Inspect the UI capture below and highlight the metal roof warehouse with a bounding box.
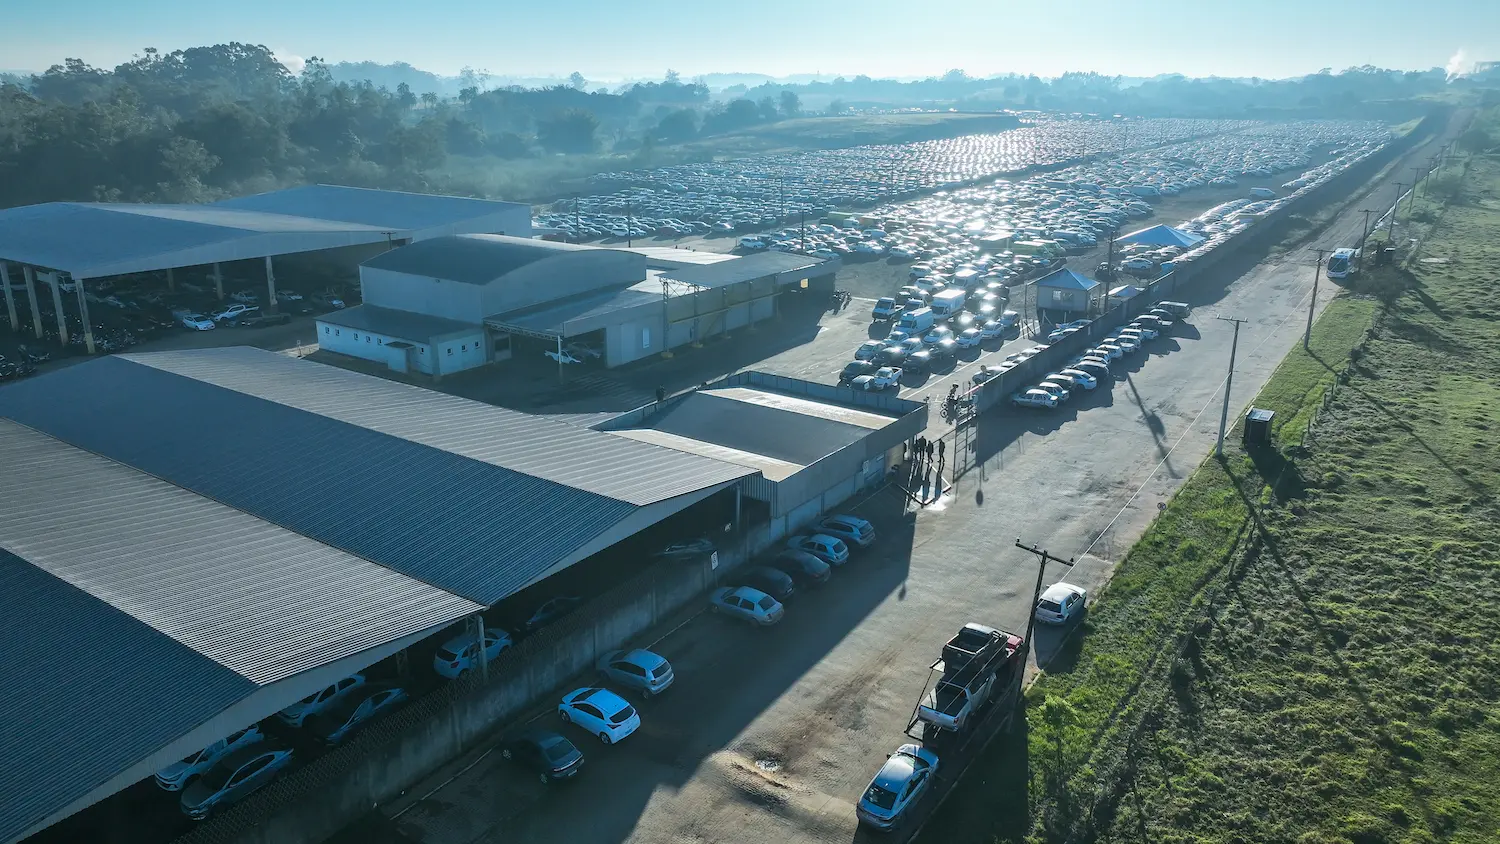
[0,346,755,844]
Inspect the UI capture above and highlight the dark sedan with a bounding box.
[904,349,934,373]
[517,596,582,635]
[502,729,585,783]
[739,566,796,601]
[873,346,907,368]
[306,683,408,746]
[840,360,877,384]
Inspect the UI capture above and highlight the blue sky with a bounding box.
[5,0,1496,80]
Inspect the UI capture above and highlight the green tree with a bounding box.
[826,98,846,115]
[654,108,698,142]
[757,96,779,122]
[536,108,598,153]
[779,90,801,118]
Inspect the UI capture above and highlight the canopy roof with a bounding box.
[1117,224,1205,248]
[1035,268,1101,291]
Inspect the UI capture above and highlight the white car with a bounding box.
[922,326,954,346]
[850,374,880,392]
[1126,322,1159,340]
[855,340,886,361]
[1107,334,1140,353]
[980,320,1005,340]
[710,585,785,626]
[871,366,903,389]
[857,744,939,830]
[1012,389,1059,409]
[433,626,514,680]
[275,290,304,301]
[180,313,216,331]
[818,514,876,548]
[1093,343,1123,360]
[1035,582,1088,624]
[155,725,264,791]
[228,290,258,304]
[545,349,582,365]
[1058,368,1099,390]
[1036,380,1072,403]
[276,674,366,727]
[787,534,850,565]
[213,304,257,323]
[564,342,603,360]
[956,328,983,349]
[558,687,641,744]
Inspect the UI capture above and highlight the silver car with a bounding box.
[710,586,784,626]
[180,745,294,820]
[155,726,264,791]
[597,648,675,697]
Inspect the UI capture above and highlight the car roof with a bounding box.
[1040,582,1084,602]
[874,750,920,790]
[731,585,772,601]
[621,649,666,669]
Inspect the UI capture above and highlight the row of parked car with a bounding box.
[1005,303,1190,409]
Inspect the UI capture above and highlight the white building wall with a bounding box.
[360,267,485,322]
[316,320,487,376]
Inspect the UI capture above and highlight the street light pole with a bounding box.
[1387,182,1405,243]
[1214,315,1247,459]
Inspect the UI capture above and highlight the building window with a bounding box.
[461,343,467,352]
[366,336,372,343]
[447,347,453,356]
[377,338,383,346]
[353,333,359,341]
[641,327,651,349]
[335,329,340,336]
[323,326,330,335]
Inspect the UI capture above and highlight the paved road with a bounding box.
[374,115,1463,844]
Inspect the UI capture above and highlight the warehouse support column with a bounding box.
[212,263,224,299]
[72,276,96,355]
[264,256,278,313]
[166,267,175,292]
[22,267,43,339]
[475,614,489,682]
[734,486,742,533]
[43,271,67,346]
[0,263,18,332]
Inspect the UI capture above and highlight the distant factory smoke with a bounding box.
[1445,48,1475,79]
[275,51,307,76]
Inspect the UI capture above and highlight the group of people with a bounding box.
[911,434,945,467]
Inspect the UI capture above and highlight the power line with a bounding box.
[1013,539,1076,649]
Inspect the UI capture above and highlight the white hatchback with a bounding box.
[558,687,641,745]
[1035,582,1088,624]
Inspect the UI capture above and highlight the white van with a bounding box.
[929,289,967,318]
[897,307,936,335]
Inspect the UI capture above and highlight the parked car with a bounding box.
[856,744,940,830]
[1125,321,1159,340]
[904,349,933,373]
[275,289,304,301]
[855,340,886,361]
[654,537,716,561]
[155,726,264,791]
[1035,380,1072,403]
[597,648,676,697]
[307,683,408,745]
[873,346,907,368]
[1034,582,1088,624]
[276,674,367,727]
[228,290,258,304]
[709,585,785,626]
[980,320,1005,340]
[501,729,586,783]
[922,326,953,346]
[871,366,903,390]
[558,687,642,744]
[1012,389,1059,409]
[1058,368,1099,390]
[956,327,983,349]
[739,565,797,602]
[180,313,216,331]
[433,627,514,679]
[179,745,295,820]
[770,549,832,585]
[517,596,582,635]
[1093,343,1123,360]
[840,360,877,384]
[930,338,959,364]
[212,304,257,323]
[787,533,850,565]
[237,312,291,328]
[817,514,876,548]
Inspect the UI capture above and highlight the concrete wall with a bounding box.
[482,251,646,316]
[360,266,485,322]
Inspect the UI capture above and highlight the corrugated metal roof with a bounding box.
[0,202,392,279]
[213,184,530,232]
[490,287,659,336]
[631,390,874,466]
[0,351,754,605]
[624,246,737,267]
[0,419,482,683]
[704,386,899,430]
[123,347,752,506]
[660,252,833,288]
[608,428,804,481]
[317,304,480,342]
[1035,268,1101,291]
[361,234,608,285]
[0,546,257,844]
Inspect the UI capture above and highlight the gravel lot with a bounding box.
[345,117,1462,844]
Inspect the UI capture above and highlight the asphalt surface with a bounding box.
[370,113,1464,844]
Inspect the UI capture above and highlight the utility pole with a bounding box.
[627,200,634,248]
[1214,315,1247,459]
[1014,539,1076,649]
[1357,209,1376,271]
[1387,183,1405,243]
[1306,250,1328,350]
[572,194,581,245]
[1408,167,1423,217]
[800,210,806,253]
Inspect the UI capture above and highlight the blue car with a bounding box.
[856,744,940,830]
[307,683,408,746]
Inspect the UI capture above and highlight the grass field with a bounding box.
[923,133,1500,844]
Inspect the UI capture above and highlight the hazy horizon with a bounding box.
[5,0,1496,83]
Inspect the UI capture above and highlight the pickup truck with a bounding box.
[913,624,1025,734]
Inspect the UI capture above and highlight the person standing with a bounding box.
[937,437,945,464]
